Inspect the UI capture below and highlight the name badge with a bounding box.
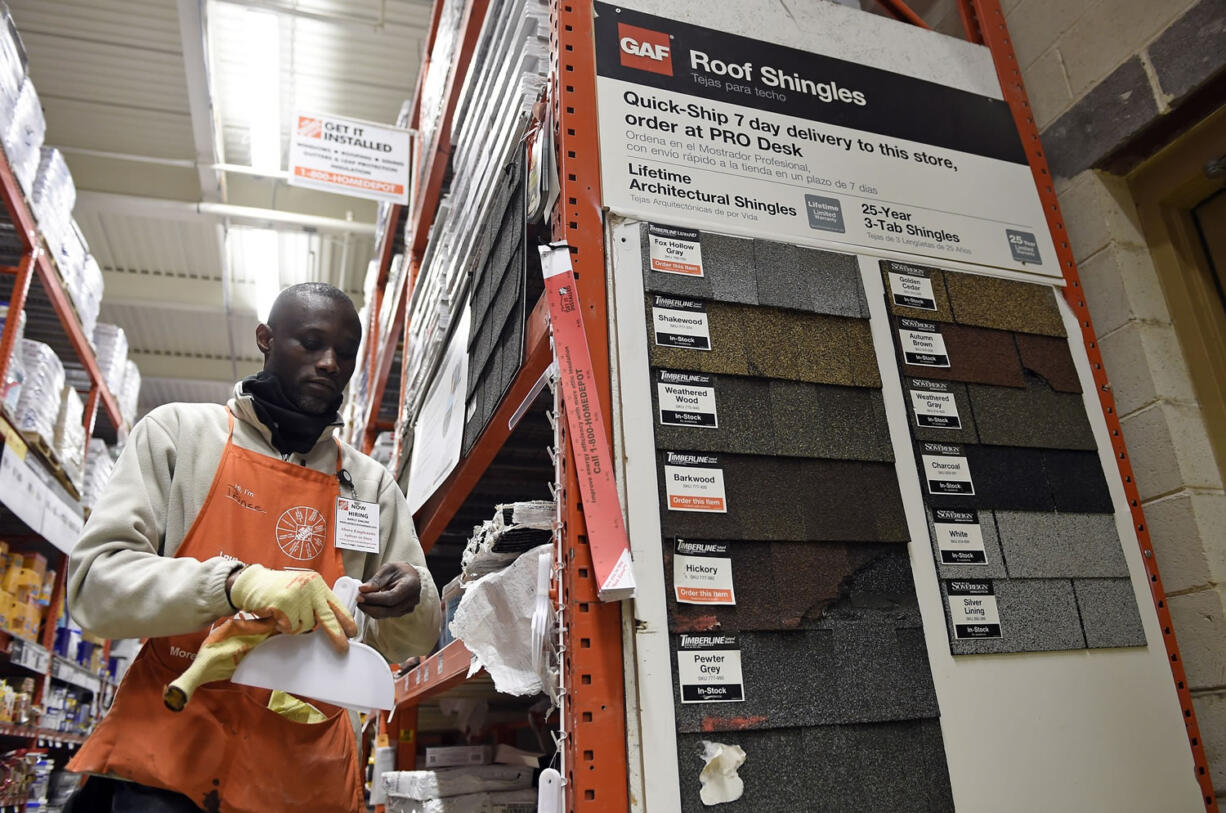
[335,497,381,553]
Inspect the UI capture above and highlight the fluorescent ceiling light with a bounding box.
[230,227,281,321]
[242,9,282,171]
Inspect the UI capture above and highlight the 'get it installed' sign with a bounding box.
[288,112,411,205]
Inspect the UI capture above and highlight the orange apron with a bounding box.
[69,411,364,813]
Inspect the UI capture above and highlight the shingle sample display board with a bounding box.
[881,259,1145,654]
[637,224,955,812]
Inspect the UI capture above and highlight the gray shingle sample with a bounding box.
[676,729,808,813]
[944,271,1067,337]
[882,262,955,323]
[769,381,892,461]
[640,224,715,300]
[652,373,775,456]
[906,379,980,444]
[755,240,862,317]
[897,322,1026,387]
[927,507,1008,579]
[947,578,1087,654]
[1015,333,1082,393]
[646,297,751,376]
[1075,578,1147,648]
[740,307,855,385]
[995,510,1129,578]
[968,375,1096,450]
[703,231,758,304]
[1042,449,1114,513]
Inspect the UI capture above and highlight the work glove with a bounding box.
[163,616,277,711]
[229,564,358,652]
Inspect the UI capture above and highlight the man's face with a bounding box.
[256,293,362,414]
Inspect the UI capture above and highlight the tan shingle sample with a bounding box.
[740,308,856,386]
[945,272,1066,337]
[645,297,750,376]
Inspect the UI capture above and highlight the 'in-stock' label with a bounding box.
[908,378,962,430]
[677,634,744,703]
[947,580,1002,639]
[933,508,986,565]
[921,442,974,495]
[649,223,703,276]
[664,452,727,513]
[888,266,937,310]
[674,539,735,605]
[898,318,950,367]
[657,370,718,428]
[652,296,711,350]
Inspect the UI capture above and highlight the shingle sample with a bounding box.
[639,227,757,304]
[1074,578,1146,648]
[927,507,1009,579]
[906,379,980,444]
[846,320,882,388]
[768,381,892,461]
[1016,332,1082,393]
[922,444,1055,512]
[1042,449,1114,513]
[882,262,955,323]
[995,511,1128,578]
[755,240,863,317]
[646,297,750,376]
[740,308,856,386]
[944,271,1067,337]
[652,372,775,456]
[659,453,908,542]
[676,729,807,813]
[968,374,1096,450]
[947,578,1087,654]
[897,322,1026,387]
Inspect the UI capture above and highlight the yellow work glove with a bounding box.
[229,564,357,652]
[267,690,327,724]
[163,616,277,711]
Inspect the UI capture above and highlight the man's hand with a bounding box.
[229,564,357,652]
[356,563,422,619]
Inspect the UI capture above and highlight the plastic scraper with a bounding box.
[231,576,395,710]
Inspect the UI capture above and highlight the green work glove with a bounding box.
[229,565,357,653]
[163,616,277,711]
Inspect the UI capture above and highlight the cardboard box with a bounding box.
[424,745,494,768]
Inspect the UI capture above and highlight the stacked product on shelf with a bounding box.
[80,439,114,509]
[382,763,536,813]
[371,431,395,468]
[0,750,53,808]
[0,301,25,414]
[117,358,140,427]
[14,339,64,448]
[0,78,41,195]
[0,542,51,643]
[92,322,128,398]
[0,3,25,127]
[459,500,553,582]
[29,147,76,257]
[50,228,104,343]
[52,384,84,492]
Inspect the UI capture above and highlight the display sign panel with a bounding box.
[289,111,411,204]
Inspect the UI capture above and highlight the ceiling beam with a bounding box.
[129,351,261,383]
[75,190,376,235]
[177,0,226,205]
[101,269,259,314]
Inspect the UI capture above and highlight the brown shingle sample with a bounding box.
[944,272,1067,337]
[1074,578,1147,648]
[897,322,1026,387]
[740,308,855,385]
[664,541,782,633]
[995,511,1129,578]
[967,375,1096,450]
[755,240,863,317]
[846,320,882,388]
[769,381,893,461]
[946,579,1087,654]
[652,372,776,456]
[1015,333,1082,393]
[882,261,955,323]
[646,297,750,376]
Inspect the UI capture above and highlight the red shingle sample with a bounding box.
[897,323,1026,387]
[1015,333,1082,393]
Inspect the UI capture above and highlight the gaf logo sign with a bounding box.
[618,22,672,76]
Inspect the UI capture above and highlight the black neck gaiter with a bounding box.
[241,372,341,455]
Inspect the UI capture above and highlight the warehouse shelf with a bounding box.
[394,639,476,707]
[0,725,83,746]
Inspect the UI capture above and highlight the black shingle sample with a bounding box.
[1074,578,1147,648]
[995,510,1129,578]
[769,381,893,461]
[968,374,1096,450]
[846,320,882,388]
[922,444,1055,512]
[657,454,908,543]
[1042,449,1114,513]
[906,379,980,445]
[882,262,955,323]
[944,271,1067,337]
[946,578,1087,654]
[740,308,855,386]
[675,729,808,813]
[927,507,1009,579]
[897,322,1026,387]
[652,373,775,456]
[1016,333,1082,393]
[755,241,862,317]
[646,297,750,376]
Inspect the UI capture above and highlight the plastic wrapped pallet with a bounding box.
[2,80,44,195]
[118,359,140,428]
[0,3,26,125]
[74,254,104,341]
[382,766,534,801]
[30,147,75,245]
[385,789,537,813]
[53,384,84,491]
[0,301,24,414]
[92,323,128,396]
[81,438,115,510]
[14,339,64,444]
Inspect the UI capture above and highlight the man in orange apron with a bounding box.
[64,283,442,813]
